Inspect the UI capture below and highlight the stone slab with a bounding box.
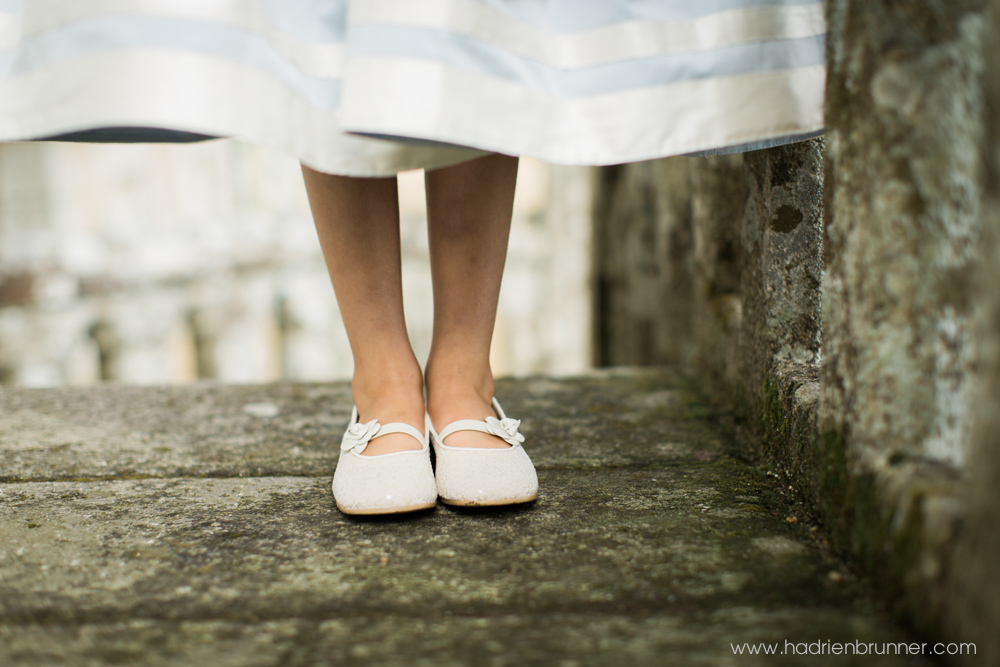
[0,612,925,667]
[0,369,726,482]
[0,371,929,665]
[0,467,924,665]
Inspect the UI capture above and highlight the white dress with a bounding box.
[0,0,826,176]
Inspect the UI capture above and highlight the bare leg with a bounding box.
[302,166,424,456]
[424,155,519,448]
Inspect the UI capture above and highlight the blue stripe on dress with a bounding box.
[260,0,348,43]
[469,0,824,33]
[0,15,341,109]
[348,26,825,97]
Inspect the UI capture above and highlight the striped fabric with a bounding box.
[0,0,825,175]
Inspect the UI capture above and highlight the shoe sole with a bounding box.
[439,494,537,507]
[336,500,437,516]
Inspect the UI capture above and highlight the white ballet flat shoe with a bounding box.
[332,407,438,515]
[429,397,538,507]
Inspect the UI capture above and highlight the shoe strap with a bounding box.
[439,419,492,441]
[491,397,507,419]
[437,397,512,442]
[373,422,426,447]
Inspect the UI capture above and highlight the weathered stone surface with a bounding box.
[944,1,1000,661]
[0,612,920,667]
[588,0,1000,652]
[0,382,354,482]
[591,139,824,439]
[0,372,925,665]
[0,370,727,482]
[819,0,987,636]
[740,141,824,387]
[0,470,842,622]
[593,143,826,502]
[823,0,986,467]
[715,141,826,503]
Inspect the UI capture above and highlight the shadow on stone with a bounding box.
[440,501,539,518]
[340,506,438,525]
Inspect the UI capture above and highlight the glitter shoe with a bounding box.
[332,407,437,515]
[429,397,538,507]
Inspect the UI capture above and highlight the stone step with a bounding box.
[0,369,927,665]
[0,369,721,482]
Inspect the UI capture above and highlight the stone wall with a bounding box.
[945,1,1000,663]
[820,0,987,640]
[592,0,998,656]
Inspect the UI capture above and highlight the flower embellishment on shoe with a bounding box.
[341,419,381,454]
[484,416,525,447]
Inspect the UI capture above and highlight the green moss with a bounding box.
[816,428,850,540]
[758,377,787,455]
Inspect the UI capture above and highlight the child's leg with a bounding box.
[424,154,519,448]
[301,166,425,456]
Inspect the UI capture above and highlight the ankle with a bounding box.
[425,359,494,400]
[425,372,497,430]
[351,358,424,417]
